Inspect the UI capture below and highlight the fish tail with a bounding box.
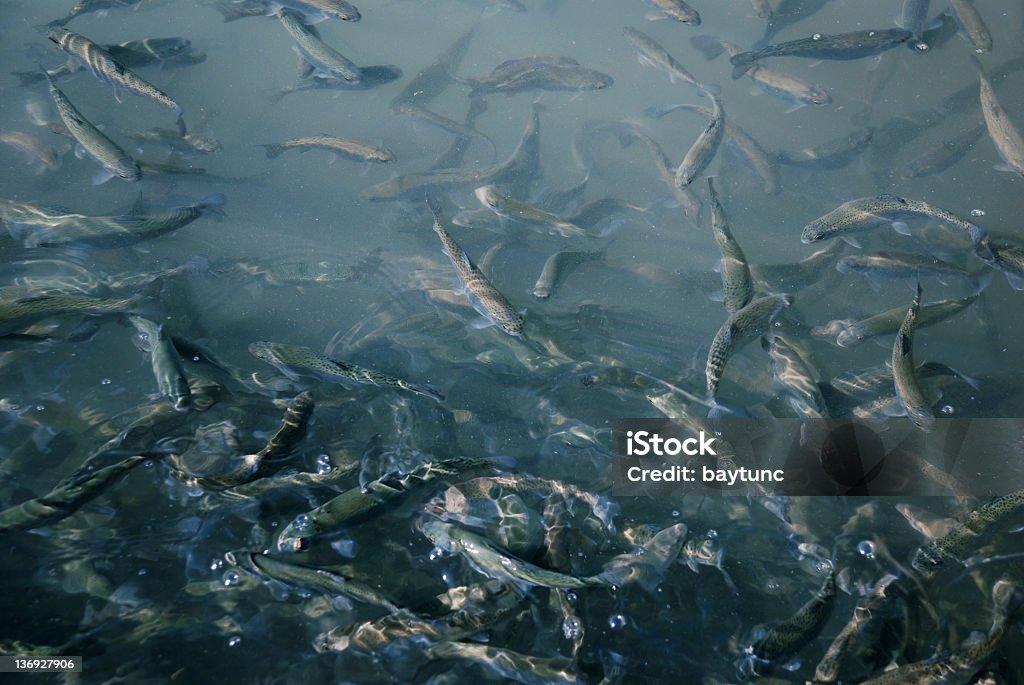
[199,193,227,219]
[259,143,285,159]
[729,52,756,79]
[11,70,45,86]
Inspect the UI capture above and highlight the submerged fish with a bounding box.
[774,127,873,170]
[533,251,602,300]
[248,341,442,400]
[466,56,613,96]
[272,0,360,22]
[0,293,140,337]
[949,0,992,52]
[730,29,912,79]
[124,126,222,156]
[277,8,361,83]
[41,68,140,183]
[44,0,143,28]
[706,293,793,399]
[707,178,753,313]
[428,200,524,338]
[762,332,827,419]
[975,239,1024,290]
[129,316,191,412]
[644,0,700,24]
[892,282,935,431]
[0,131,63,172]
[675,92,725,188]
[473,186,587,237]
[900,123,986,179]
[623,27,712,93]
[836,251,970,281]
[258,135,393,163]
[979,72,1024,177]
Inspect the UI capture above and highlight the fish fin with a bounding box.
[113,88,126,104]
[891,221,912,236]
[784,102,807,114]
[708,289,725,303]
[258,143,284,159]
[729,52,756,79]
[644,10,668,21]
[1004,273,1024,291]
[91,169,115,185]
[840,236,863,249]
[199,193,227,219]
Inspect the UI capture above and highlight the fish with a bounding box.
[277,8,361,83]
[0,455,152,534]
[949,0,992,51]
[427,200,524,338]
[276,457,491,552]
[0,131,63,172]
[623,27,712,94]
[707,178,753,313]
[48,29,186,135]
[647,103,780,194]
[816,289,983,348]
[533,251,602,300]
[706,293,793,400]
[258,135,394,163]
[5,195,226,249]
[226,551,399,610]
[829,361,977,401]
[129,316,191,412]
[271,0,360,22]
[813,574,901,683]
[248,341,442,400]
[272,65,402,100]
[730,29,912,79]
[751,245,845,296]
[897,0,932,46]
[892,282,935,431]
[465,57,613,96]
[473,186,587,238]
[644,0,700,24]
[123,126,222,156]
[836,251,971,281]
[424,643,577,685]
[691,36,830,109]
[979,72,1024,176]
[974,239,1024,290]
[0,293,141,338]
[44,0,143,28]
[899,123,986,179]
[40,68,140,183]
[737,569,836,679]
[757,0,831,48]
[774,127,873,169]
[800,194,988,247]
[750,0,772,18]
[762,332,827,419]
[674,92,725,188]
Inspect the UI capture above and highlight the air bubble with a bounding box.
[671,510,680,518]
[970,208,985,217]
[563,618,583,640]
[222,570,241,587]
[857,540,876,560]
[812,33,822,40]
[941,405,955,415]
[101,378,112,385]
[565,591,578,604]
[316,454,333,475]
[608,614,628,630]
[292,514,312,532]
[210,558,224,572]
[227,635,242,647]
[429,547,446,562]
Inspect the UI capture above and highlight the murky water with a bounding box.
[2,0,1024,682]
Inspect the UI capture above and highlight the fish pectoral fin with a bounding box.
[644,10,668,21]
[1004,272,1024,291]
[708,289,725,303]
[470,316,496,330]
[840,236,863,249]
[91,169,116,185]
[112,88,126,104]
[891,221,912,236]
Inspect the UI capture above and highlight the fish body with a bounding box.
[0,131,62,172]
[800,194,988,246]
[41,69,140,182]
[123,127,222,156]
[249,341,442,400]
[277,8,361,82]
[975,240,1024,289]
[259,135,393,162]
[900,123,986,178]
[0,293,139,337]
[836,251,969,280]
[979,73,1024,176]
[271,0,360,21]
[674,92,724,187]
[706,294,793,399]
[48,29,185,132]
[814,574,901,683]
[762,332,826,419]
[467,57,613,96]
[428,202,524,338]
[273,65,401,100]
[623,27,710,93]
[758,0,831,48]
[707,178,753,313]
[646,0,700,24]
[129,316,191,411]
[822,291,981,348]
[892,283,935,431]
[949,0,992,51]
[474,186,586,237]
[693,38,830,108]
[775,127,873,169]
[533,251,602,299]
[731,29,912,79]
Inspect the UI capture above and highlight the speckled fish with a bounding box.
[0,455,150,534]
[762,332,827,419]
[6,195,225,249]
[129,316,191,412]
[707,178,753,313]
[900,123,986,179]
[277,8,361,82]
[691,36,830,110]
[706,294,793,399]
[470,62,613,96]
[424,643,577,685]
[731,29,912,79]
[775,127,873,169]
[276,458,490,552]
[0,131,63,172]
[979,72,1024,176]
[736,569,836,679]
[975,239,1024,289]
[949,0,992,51]
[226,551,398,610]
[912,487,1024,575]
[814,574,901,683]
[801,194,988,246]
[258,135,393,163]
[48,29,185,135]
[41,68,140,183]
[836,251,970,281]
[644,0,700,24]
[271,0,360,22]
[248,341,442,400]
[473,186,587,238]
[623,27,712,93]
[892,283,935,431]
[16,37,204,87]
[428,200,524,338]
[816,289,983,348]
[0,293,140,337]
[674,92,724,188]
[533,251,602,300]
[123,126,222,156]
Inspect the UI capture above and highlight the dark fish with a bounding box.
[731,29,912,79]
[774,127,873,170]
[757,0,831,48]
[644,0,700,24]
[706,294,793,400]
[892,282,935,431]
[129,316,191,412]
[900,123,986,179]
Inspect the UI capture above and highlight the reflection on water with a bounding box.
[2,0,1024,682]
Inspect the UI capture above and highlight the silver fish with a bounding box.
[731,29,912,79]
[428,201,524,338]
[129,316,191,412]
[836,251,970,281]
[706,294,793,399]
[272,0,360,22]
[674,92,724,188]
[424,643,577,685]
[533,251,602,300]
[979,72,1024,176]
[623,27,711,93]
[0,131,63,172]
[762,332,827,419]
[707,178,753,313]
[473,186,587,237]
[277,8,361,82]
[258,135,393,162]
[645,0,700,24]
[949,0,992,51]
[892,282,935,431]
[41,68,140,182]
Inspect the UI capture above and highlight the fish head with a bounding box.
[808,87,831,106]
[117,159,143,181]
[47,28,71,45]
[248,341,276,361]
[800,222,827,244]
[474,186,501,211]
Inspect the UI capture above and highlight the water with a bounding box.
[2,0,1024,682]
